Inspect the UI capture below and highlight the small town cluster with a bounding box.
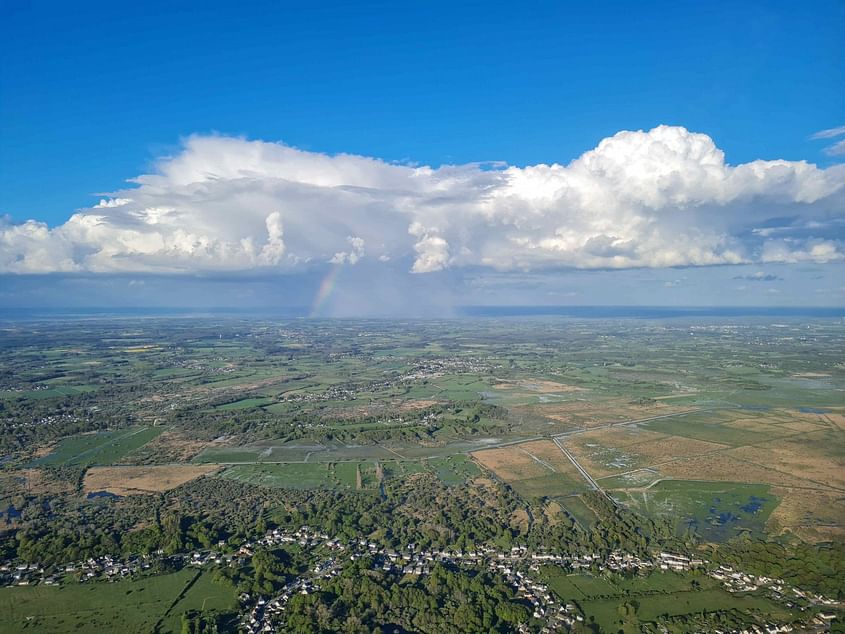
[239,526,838,634]
[2,523,839,633]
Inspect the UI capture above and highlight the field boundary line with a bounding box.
[65,426,152,465]
[153,569,202,633]
[518,448,556,472]
[551,437,607,499]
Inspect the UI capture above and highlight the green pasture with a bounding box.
[0,570,237,634]
[542,569,788,632]
[558,496,598,529]
[510,473,590,499]
[34,426,166,467]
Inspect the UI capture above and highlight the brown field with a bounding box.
[537,399,685,429]
[659,454,827,490]
[823,413,845,432]
[781,421,830,433]
[398,399,441,411]
[726,432,845,490]
[518,440,582,477]
[543,501,564,525]
[510,509,530,531]
[83,465,220,496]
[32,444,57,459]
[569,426,668,448]
[471,440,590,497]
[472,445,551,481]
[121,430,211,464]
[600,468,662,488]
[623,436,728,461]
[722,418,794,435]
[471,476,497,490]
[792,525,845,542]
[506,404,584,433]
[505,379,584,393]
[556,441,638,478]
[767,487,845,543]
[557,428,693,479]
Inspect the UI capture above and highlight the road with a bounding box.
[551,408,711,440]
[551,436,606,495]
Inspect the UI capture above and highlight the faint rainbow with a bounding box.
[309,264,343,317]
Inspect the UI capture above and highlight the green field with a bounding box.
[34,426,166,467]
[427,454,481,485]
[542,569,789,632]
[641,416,773,447]
[558,496,599,529]
[219,461,386,490]
[581,588,788,633]
[613,480,778,541]
[192,446,266,463]
[217,455,482,490]
[0,570,237,633]
[220,462,337,489]
[161,569,239,633]
[542,570,618,599]
[510,473,590,499]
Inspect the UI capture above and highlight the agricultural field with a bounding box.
[33,426,166,467]
[217,455,481,490]
[5,316,842,543]
[0,569,237,633]
[0,317,843,633]
[524,404,845,541]
[542,569,790,632]
[219,461,389,490]
[122,430,211,464]
[472,440,591,499]
[219,462,346,490]
[83,464,220,496]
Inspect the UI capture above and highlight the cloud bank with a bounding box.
[2,125,844,274]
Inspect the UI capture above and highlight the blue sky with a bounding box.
[1,0,844,312]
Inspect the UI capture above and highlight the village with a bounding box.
[235,527,840,634]
[1,521,839,633]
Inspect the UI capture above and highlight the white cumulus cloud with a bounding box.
[1,126,844,274]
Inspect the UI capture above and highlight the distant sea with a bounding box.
[458,305,845,319]
[1,305,844,321]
